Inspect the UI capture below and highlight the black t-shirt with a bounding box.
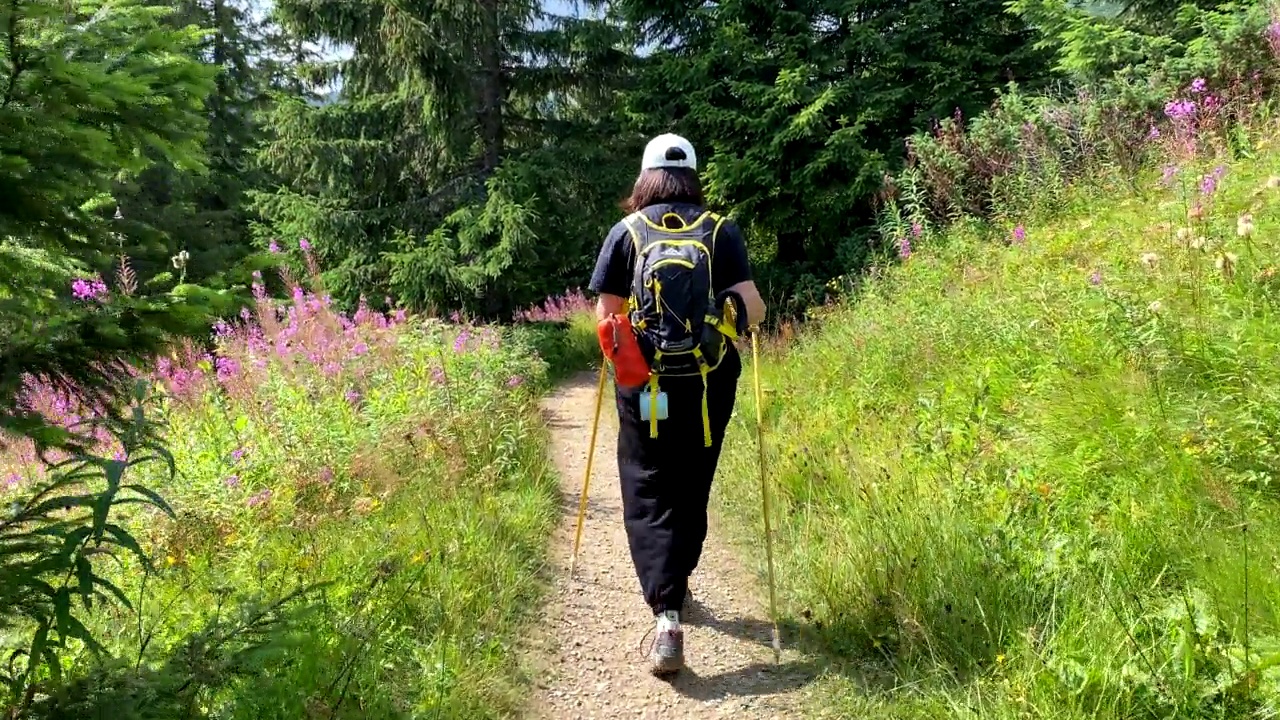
[587,203,752,298]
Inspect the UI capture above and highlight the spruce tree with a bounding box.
[1,0,218,446]
[254,0,633,317]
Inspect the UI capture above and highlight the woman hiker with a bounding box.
[588,133,767,676]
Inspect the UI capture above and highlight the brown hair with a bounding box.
[621,167,705,214]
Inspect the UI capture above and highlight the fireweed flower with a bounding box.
[1162,165,1179,184]
[453,330,470,352]
[231,447,246,463]
[911,222,922,237]
[1012,225,1027,244]
[269,240,280,253]
[1164,99,1196,120]
[2,473,20,491]
[1089,269,1103,286]
[1190,78,1206,93]
[898,236,912,260]
[1200,174,1217,196]
[71,277,108,301]
[247,488,272,508]
[299,238,311,252]
[345,389,361,404]
[507,375,524,388]
[215,356,240,383]
[225,474,241,489]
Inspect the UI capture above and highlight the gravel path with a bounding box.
[524,370,816,719]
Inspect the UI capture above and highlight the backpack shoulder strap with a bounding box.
[621,211,645,254]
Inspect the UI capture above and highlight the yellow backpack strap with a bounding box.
[623,212,644,312]
[647,374,660,439]
[708,212,727,257]
[692,347,712,447]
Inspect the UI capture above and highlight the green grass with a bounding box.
[5,302,563,717]
[508,313,600,384]
[717,142,1280,717]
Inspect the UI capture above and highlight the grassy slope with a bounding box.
[12,319,564,718]
[717,143,1280,717]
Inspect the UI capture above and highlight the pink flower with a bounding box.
[71,276,108,301]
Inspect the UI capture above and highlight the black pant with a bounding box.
[615,346,741,616]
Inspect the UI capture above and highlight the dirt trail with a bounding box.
[524,370,817,719]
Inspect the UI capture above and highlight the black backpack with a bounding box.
[623,209,740,446]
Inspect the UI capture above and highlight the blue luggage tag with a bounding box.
[639,390,669,422]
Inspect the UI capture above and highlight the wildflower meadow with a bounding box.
[0,256,581,717]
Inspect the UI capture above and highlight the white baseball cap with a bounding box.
[641,133,697,171]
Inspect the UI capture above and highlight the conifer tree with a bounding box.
[616,0,1051,312]
[254,0,633,317]
[1,0,218,445]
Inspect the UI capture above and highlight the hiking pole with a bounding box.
[569,361,608,578]
[750,326,782,663]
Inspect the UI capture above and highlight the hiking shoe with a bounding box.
[648,610,684,677]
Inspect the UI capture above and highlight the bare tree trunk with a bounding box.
[477,0,503,173]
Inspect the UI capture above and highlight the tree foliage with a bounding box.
[614,0,1053,312]
[0,0,226,447]
[253,0,635,317]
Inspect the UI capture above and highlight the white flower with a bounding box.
[1148,300,1163,313]
[1237,214,1255,237]
[1216,252,1238,279]
[1140,252,1160,268]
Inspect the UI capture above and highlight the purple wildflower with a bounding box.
[1190,78,1206,94]
[319,467,334,485]
[910,222,922,237]
[3,472,21,491]
[351,342,369,356]
[507,375,524,388]
[1200,174,1217,196]
[345,389,362,404]
[71,277,108,301]
[268,241,280,253]
[247,488,272,508]
[1089,269,1102,286]
[299,238,312,252]
[897,236,912,260]
[1012,225,1027,244]
[215,356,240,383]
[1148,125,1161,139]
[1161,165,1179,185]
[225,474,241,489]
[453,330,470,352]
[1164,99,1196,120]
[231,447,245,463]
